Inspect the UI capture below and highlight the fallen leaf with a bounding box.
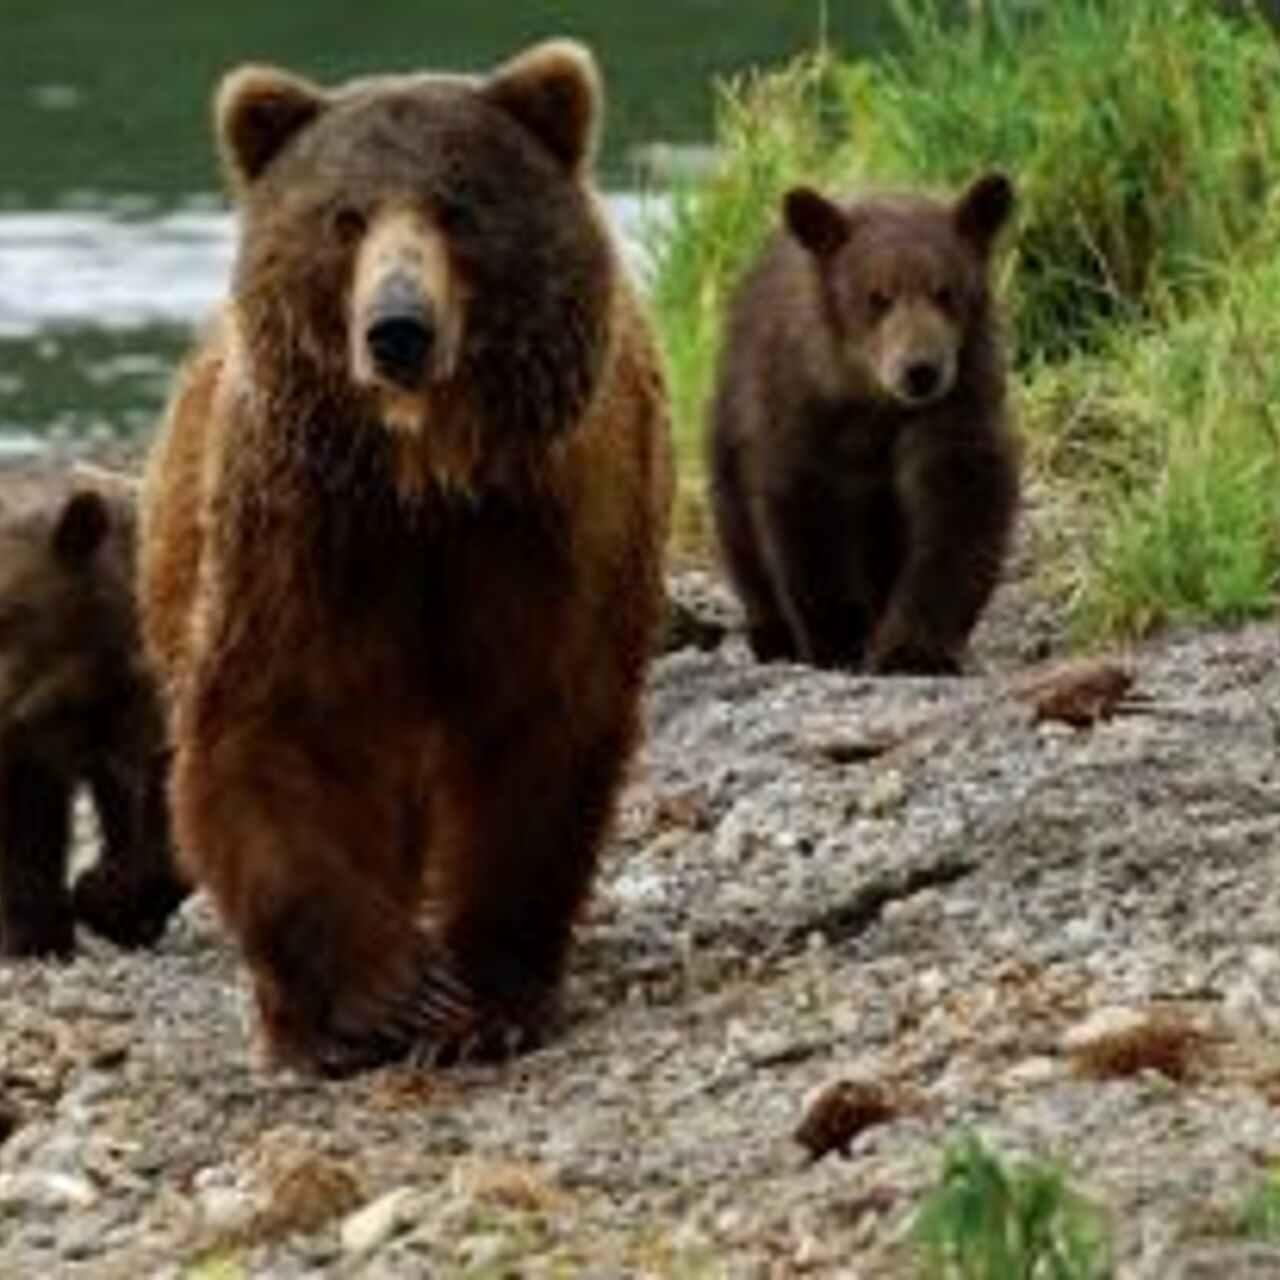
[794,1079,898,1162]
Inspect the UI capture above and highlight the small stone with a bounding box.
[1001,1056,1063,1091]
[197,1185,256,1236]
[881,886,943,929]
[340,1186,422,1255]
[456,1232,510,1269]
[0,1170,98,1211]
[793,1232,831,1269]
[860,769,907,817]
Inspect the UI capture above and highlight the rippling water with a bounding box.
[0,195,664,448]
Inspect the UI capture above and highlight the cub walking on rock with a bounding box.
[710,172,1019,674]
[140,42,672,1075]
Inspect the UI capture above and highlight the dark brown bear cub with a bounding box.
[710,172,1019,674]
[140,42,671,1076]
[0,483,185,958]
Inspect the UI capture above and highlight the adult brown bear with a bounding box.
[710,173,1019,674]
[139,42,672,1075]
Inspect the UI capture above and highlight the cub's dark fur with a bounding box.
[710,172,1020,674]
[0,483,185,958]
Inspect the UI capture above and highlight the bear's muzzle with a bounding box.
[365,274,437,391]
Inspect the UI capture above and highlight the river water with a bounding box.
[0,1,904,447]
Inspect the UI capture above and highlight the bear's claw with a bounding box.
[302,948,541,1077]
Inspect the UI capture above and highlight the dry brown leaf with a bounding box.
[794,1079,898,1162]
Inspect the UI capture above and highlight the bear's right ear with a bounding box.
[215,65,328,190]
[52,490,110,567]
[784,186,850,258]
[953,170,1015,256]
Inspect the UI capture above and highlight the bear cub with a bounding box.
[0,481,186,959]
[710,171,1020,674]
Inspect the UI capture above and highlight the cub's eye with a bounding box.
[934,285,956,310]
[329,206,366,245]
[867,289,892,320]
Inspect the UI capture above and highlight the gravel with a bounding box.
[4,536,1280,1274]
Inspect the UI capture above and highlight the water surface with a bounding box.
[0,1,903,446]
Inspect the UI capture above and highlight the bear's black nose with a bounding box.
[902,361,943,402]
[366,289,436,389]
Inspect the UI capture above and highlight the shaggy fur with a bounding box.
[710,172,1020,674]
[0,484,185,958]
[140,41,672,1075]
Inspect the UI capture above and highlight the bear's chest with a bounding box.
[306,494,574,688]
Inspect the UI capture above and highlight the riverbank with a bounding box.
[3,556,1280,1275]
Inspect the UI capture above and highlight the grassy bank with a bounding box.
[651,0,1280,638]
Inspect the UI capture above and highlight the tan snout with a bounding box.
[866,300,959,407]
[351,207,464,422]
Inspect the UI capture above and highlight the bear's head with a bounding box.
[215,41,615,488]
[783,171,1014,408]
[0,485,144,765]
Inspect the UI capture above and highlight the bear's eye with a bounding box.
[867,289,892,320]
[934,285,956,310]
[434,198,476,236]
[329,206,367,246]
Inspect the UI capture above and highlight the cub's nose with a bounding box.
[901,360,944,403]
[365,278,436,389]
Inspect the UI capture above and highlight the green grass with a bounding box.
[910,1133,1111,1280]
[1236,1167,1280,1240]
[650,55,849,542]
[650,0,1280,638]
[1022,246,1280,637]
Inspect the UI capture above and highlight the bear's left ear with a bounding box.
[953,170,1015,255]
[216,65,329,190]
[52,490,110,566]
[483,40,602,175]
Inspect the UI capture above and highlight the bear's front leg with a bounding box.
[0,754,74,959]
[171,705,460,1076]
[872,436,1017,675]
[73,755,189,949]
[421,702,634,1061]
[757,485,872,670]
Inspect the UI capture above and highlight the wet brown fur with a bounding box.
[710,174,1019,674]
[139,42,672,1075]
[0,484,186,958]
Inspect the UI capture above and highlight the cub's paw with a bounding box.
[870,641,962,677]
[747,620,800,663]
[0,907,75,960]
[72,866,187,950]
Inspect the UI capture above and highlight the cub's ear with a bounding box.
[484,40,602,175]
[954,170,1015,254]
[52,490,110,566]
[215,65,328,190]
[784,186,850,257]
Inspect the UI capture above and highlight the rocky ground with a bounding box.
[4,484,1280,1277]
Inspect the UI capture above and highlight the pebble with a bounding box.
[340,1186,423,1255]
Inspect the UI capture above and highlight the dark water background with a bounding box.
[0,1,897,447]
